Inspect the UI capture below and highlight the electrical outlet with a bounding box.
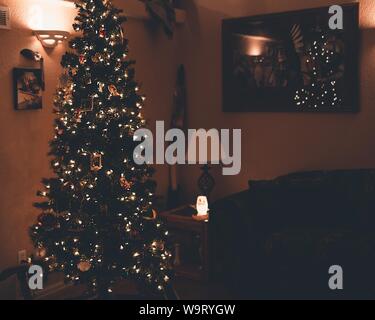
[18,250,27,264]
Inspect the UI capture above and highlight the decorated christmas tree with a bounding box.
[294,27,344,110]
[30,0,172,297]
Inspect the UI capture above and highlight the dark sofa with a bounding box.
[211,169,375,299]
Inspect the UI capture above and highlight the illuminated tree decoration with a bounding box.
[294,29,344,110]
[30,0,172,297]
[90,152,103,172]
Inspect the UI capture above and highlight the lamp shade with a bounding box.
[33,30,69,48]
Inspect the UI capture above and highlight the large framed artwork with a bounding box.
[222,3,359,112]
[13,68,43,110]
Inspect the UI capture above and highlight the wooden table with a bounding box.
[159,205,210,282]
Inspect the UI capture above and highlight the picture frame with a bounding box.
[80,97,94,112]
[13,68,43,110]
[222,3,359,112]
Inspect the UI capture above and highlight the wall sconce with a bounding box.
[33,30,69,48]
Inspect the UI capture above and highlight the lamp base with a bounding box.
[192,214,209,221]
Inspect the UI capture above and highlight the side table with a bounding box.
[159,205,210,282]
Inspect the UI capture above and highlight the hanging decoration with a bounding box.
[79,54,86,65]
[108,84,121,97]
[77,260,91,272]
[99,26,106,38]
[90,153,103,172]
[119,176,132,190]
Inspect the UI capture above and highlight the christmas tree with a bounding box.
[30,0,172,297]
[294,28,344,110]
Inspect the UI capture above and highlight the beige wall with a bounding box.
[178,0,375,203]
[0,0,181,298]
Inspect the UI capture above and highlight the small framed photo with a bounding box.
[90,152,103,171]
[80,97,94,112]
[13,68,43,110]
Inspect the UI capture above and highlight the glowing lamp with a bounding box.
[192,196,209,221]
[33,30,69,48]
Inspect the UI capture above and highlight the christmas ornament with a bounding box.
[75,110,82,123]
[81,97,94,112]
[92,53,102,63]
[71,67,78,76]
[108,84,121,96]
[80,180,88,188]
[79,54,86,64]
[119,176,132,190]
[57,128,64,135]
[144,209,158,221]
[98,82,105,93]
[77,260,91,272]
[151,240,165,251]
[90,153,103,171]
[84,73,92,85]
[113,26,124,45]
[99,26,106,38]
[36,247,47,258]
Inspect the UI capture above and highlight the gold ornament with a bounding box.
[79,180,88,188]
[71,67,78,76]
[98,82,105,93]
[77,260,91,272]
[92,53,102,63]
[108,84,121,96]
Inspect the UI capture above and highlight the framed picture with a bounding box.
[222,3,359,112]
[13,68,43,110]
[80,97,94,112]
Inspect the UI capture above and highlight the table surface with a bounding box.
[159,205,209,224]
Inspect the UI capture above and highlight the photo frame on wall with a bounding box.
[222,3,359,112]
[13,68,43,110]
